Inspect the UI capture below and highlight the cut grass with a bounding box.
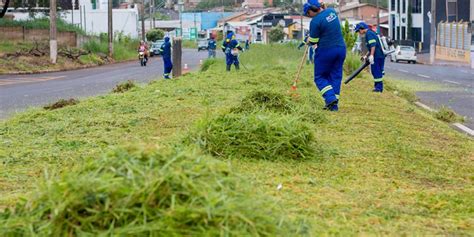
[43,98,79,110]
[112,80,136,93]
[188,112,316,160]
[434,106,465,123]
[0,146,297,236]
[0,44,473,235]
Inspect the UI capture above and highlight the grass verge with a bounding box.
[0,44,472,235]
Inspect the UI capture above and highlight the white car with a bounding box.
[391,46,417,64]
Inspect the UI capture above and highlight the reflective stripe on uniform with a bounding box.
[221,45,226,49]
[368,39,376,44]
[335,94,340,99]
[235,44,240,48]
[374,78,383,82]
[308,37,319,43]
[158,49,163,51]
[320,85,333,95]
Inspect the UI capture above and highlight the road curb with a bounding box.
[0,59,136,76]
[414,101,473,137]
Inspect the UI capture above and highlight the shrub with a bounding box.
[146,29,165,42]
[188,112,316,160]
[0,146,295,236]
[43,98,79,110]
[112,80,136,93]
[344,52,362,75]
[268,26,285,43]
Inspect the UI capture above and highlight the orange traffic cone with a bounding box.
[182,63,190,74]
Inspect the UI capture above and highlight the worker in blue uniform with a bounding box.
[221,32,243,71]
[304,1,346,111]
[297,32,315,64]
[208,36,217,58]
[355,22,385,92]
[159,36,173,79]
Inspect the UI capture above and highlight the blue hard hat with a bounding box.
[354,22,369,32]
[226,32,234,39]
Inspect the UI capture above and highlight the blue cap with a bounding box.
[164,36,170,42]
[226,32,234,39]
[354,22,369,32]
[307,0,321,8]
[303,3,312,16]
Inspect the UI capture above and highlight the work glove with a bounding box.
[368,55,374,65]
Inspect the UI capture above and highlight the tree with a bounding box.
[146,29,165,42]
[268,26,284,43]
[0,0,10,18]
[342,19,357,51]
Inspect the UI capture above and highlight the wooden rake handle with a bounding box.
[293,45,309,84]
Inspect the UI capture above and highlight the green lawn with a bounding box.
[0,44,472,235]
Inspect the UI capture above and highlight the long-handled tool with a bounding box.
[289,45,309,96]
[344,57,370,84]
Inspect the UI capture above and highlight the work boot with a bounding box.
[235,64,240,70]
[323,99,338,111]
[226,64,231,71]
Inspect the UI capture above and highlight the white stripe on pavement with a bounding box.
[414,102,436,112]
[443,80,461,85]
[398,69,409,73]
[453,123,474,137]
[417,74,430,78]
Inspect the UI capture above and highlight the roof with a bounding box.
[340,3,388,12]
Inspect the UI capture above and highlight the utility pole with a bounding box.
[376,0,380,34]
[429,0,436,64]
[50,0,57,64]
[141,2,145,41]
[108,0,113,57]
[149,0,152,30]
[193,12,197,42]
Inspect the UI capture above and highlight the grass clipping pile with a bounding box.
[188,90,326,160]
[0,147,293,236]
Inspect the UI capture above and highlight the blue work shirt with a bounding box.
[222,38,242,54]
[308,8,345,49]
[159,40,172,58]
[365,29,384,59]
[208,39,217,50]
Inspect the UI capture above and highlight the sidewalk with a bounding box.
[416,53,471,67]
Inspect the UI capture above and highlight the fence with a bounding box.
[436,21,471,63]
[0,26,78,47]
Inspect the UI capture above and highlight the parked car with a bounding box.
[197,39,208,51]
[391,45,417,64]
[149,40,164,56]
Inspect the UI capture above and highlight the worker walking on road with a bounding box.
[159,36,173,79]
[208,36,217,58]
[355,22,385,92]
[221,32,243,71]
[304,0,346,111]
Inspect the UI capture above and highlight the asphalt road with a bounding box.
[0,49,209,119]
[385,61,474,129]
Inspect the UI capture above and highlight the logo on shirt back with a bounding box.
[326,12,337,23]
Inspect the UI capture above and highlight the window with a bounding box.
[391,0,396,11]
[412,0,422,13]
[411,27,422,41]
[402,26,406,40]
[402,0,406,13]
[447,0,457,21]
[397,26,400,40]
[397,0,400,13]
[391,15,396,38]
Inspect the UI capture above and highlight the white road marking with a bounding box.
[398,69,409,73]
[417,74,430,78]
[453,123,474,137]
[414,102,436,112]
[461,70,468,73]
[443,80,461,85]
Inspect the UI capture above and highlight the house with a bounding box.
[249,13,294,43]
[339,3,388,22]
[388,0,472,52]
